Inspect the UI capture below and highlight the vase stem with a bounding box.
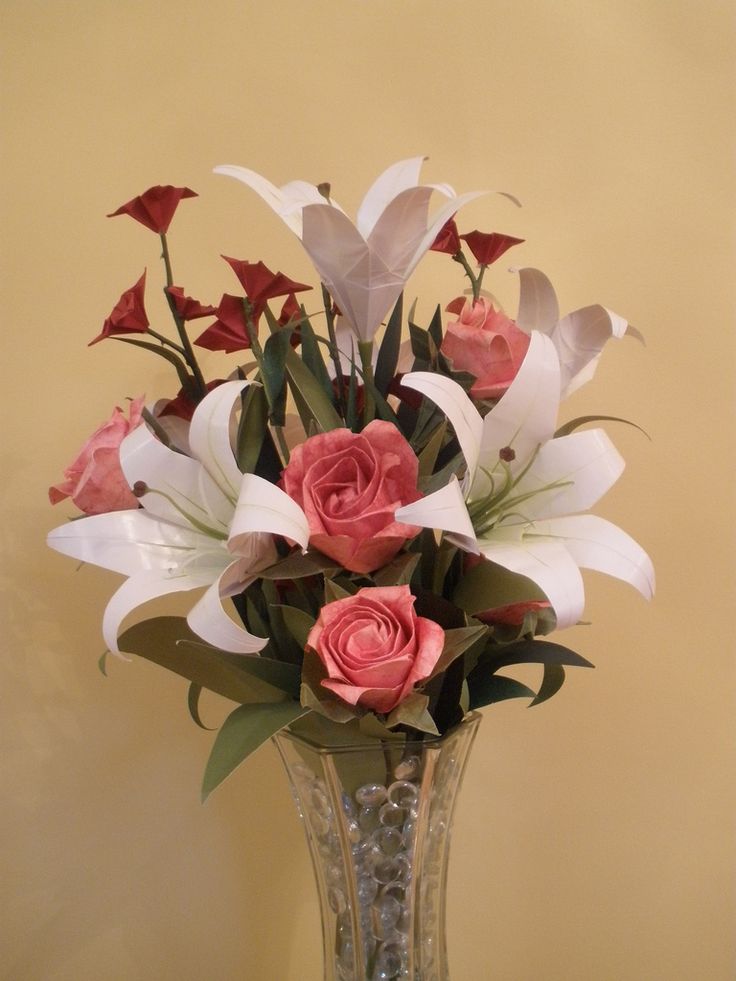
[275,713,480,980]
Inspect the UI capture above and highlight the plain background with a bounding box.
[2,1,734,978]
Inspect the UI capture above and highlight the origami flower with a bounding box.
[460,230,524,265]
[396,332,654,629]
[281,421,422,574]
[514,267,638,397]
[49,397,145,515]
[165,286,216,321]
[430,218,461,255]
[306,585,445,714]
[89,272,149,346]
[214,157,489,341]
[47,382,310,656]
[107,185,197,234]
[440,298,531,399]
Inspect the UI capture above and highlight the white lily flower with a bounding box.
[514,267,643,397]
[395,332,654,629]
[47,381,310,656]
[215,156,498,343]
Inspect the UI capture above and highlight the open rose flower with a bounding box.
[441,298,530,399]
[306,585,445,714]
[281,421,422,574]
[49,397,145,515]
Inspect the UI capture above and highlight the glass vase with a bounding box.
[273,712,480,981]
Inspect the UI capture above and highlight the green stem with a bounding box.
[452,249,480,301]
[358,339,375,426]
[321,284,346,415]
[146,327,187,355]
[159,232,207,398]
[272,425,290,466]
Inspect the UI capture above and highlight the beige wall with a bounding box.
[3,1,734,978]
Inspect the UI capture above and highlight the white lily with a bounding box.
[514,267,643,397]
[395,332,654,628]
[47,381,310,656]
[214,156,499,342]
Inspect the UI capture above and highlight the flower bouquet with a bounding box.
[47,158,654,980]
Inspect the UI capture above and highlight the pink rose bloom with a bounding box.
[49,397,145,515]
[307,585,445,714]
[441,298,531,399]
[281,420,422,574]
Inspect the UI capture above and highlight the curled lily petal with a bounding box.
[356,156,428,237]
[213,165,331,236]
[396,477,478,552]
[533,514,655,600]
[187,575,268,654]
[230,474,310,552]
[188,380,250,505]
[514,267,560,333]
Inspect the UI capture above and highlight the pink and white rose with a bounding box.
[49,397,145,515]
[441,298,530,399]
[281,420,422,574]
[306,585,445,714]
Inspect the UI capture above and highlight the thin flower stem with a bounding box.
[452,249,479,301]
[272,425,290,466]
[321,284,346,414]
[146,327,187,355]
[159,232,207,398]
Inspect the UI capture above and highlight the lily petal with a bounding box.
[356,156,428,237]
[103,567,216,655]
[475,534,586,630]
[510,429,625,520]
[399,372,483,485]
[213,165,331,236]
[187,575,268,653]
[533,514,655,600]
[230,473,310,552]
[396,476,478,551]
[514,267,560,334]
[551,304,628,396]
[47,510,219,576]
[188,379,250,505]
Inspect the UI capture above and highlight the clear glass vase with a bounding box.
[273,712,480,981]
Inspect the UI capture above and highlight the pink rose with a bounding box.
[49,397,145,515]
[441,298,531,399]
[281,420,422,574]
[306,585,445,714]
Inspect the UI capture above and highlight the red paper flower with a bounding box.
[223,257,311,324]
[107,186,197,234]
[459,231,524,266]
[165,286,217,321]
[430,218,461,255]
[89,272,149,346]
[158,379,227,421]
[194,294,250,353]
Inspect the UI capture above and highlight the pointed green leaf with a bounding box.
[426,624,489,681]
[453,559,548,617]
[530,663,566,706]
[187,682,216,730]
[202,701,309,800]
[374,294,403,396]
[372,552,420,588]
[427,304,443,349]
[386,692,439,735]
[467,672,536,709]
[98,651,109,676]
[489,639,594,670]
[276,604,315,650]
[236,383,268,473]
[259,550,339,580]
[554,414,650,440]
[261,329,291,426]
[285,347,343,432]
[417,421,447,479]
[325,579,353,603]
[299,650,357,723]
[118,616,294,704]
[113,337,195,396]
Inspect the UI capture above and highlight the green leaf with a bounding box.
[417,421,447,479]
[202,701,309,801]
[113,337,195,396]
[235,384,268,473]
[555,414,650,440]
[488,638,594,670]
[276,604,315,649]
[324,579,353,603]
[299,650,357,723]
[374,294,403,396]
[467,672,536,710]
[259,550,339,580]
[118,616,296,703]
[427,304,443,349]
[98,651,109,676]
[187,682,216,730]
[371,552,420,587]
[453,559,548,617]
[285,347,343,433]
[298,312,333,394]
[261,329,291,426]
[386,692,439,735]
[530,663,566,706]
[426,624,489,681]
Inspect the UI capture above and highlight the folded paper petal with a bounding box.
[187,575,268,654]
